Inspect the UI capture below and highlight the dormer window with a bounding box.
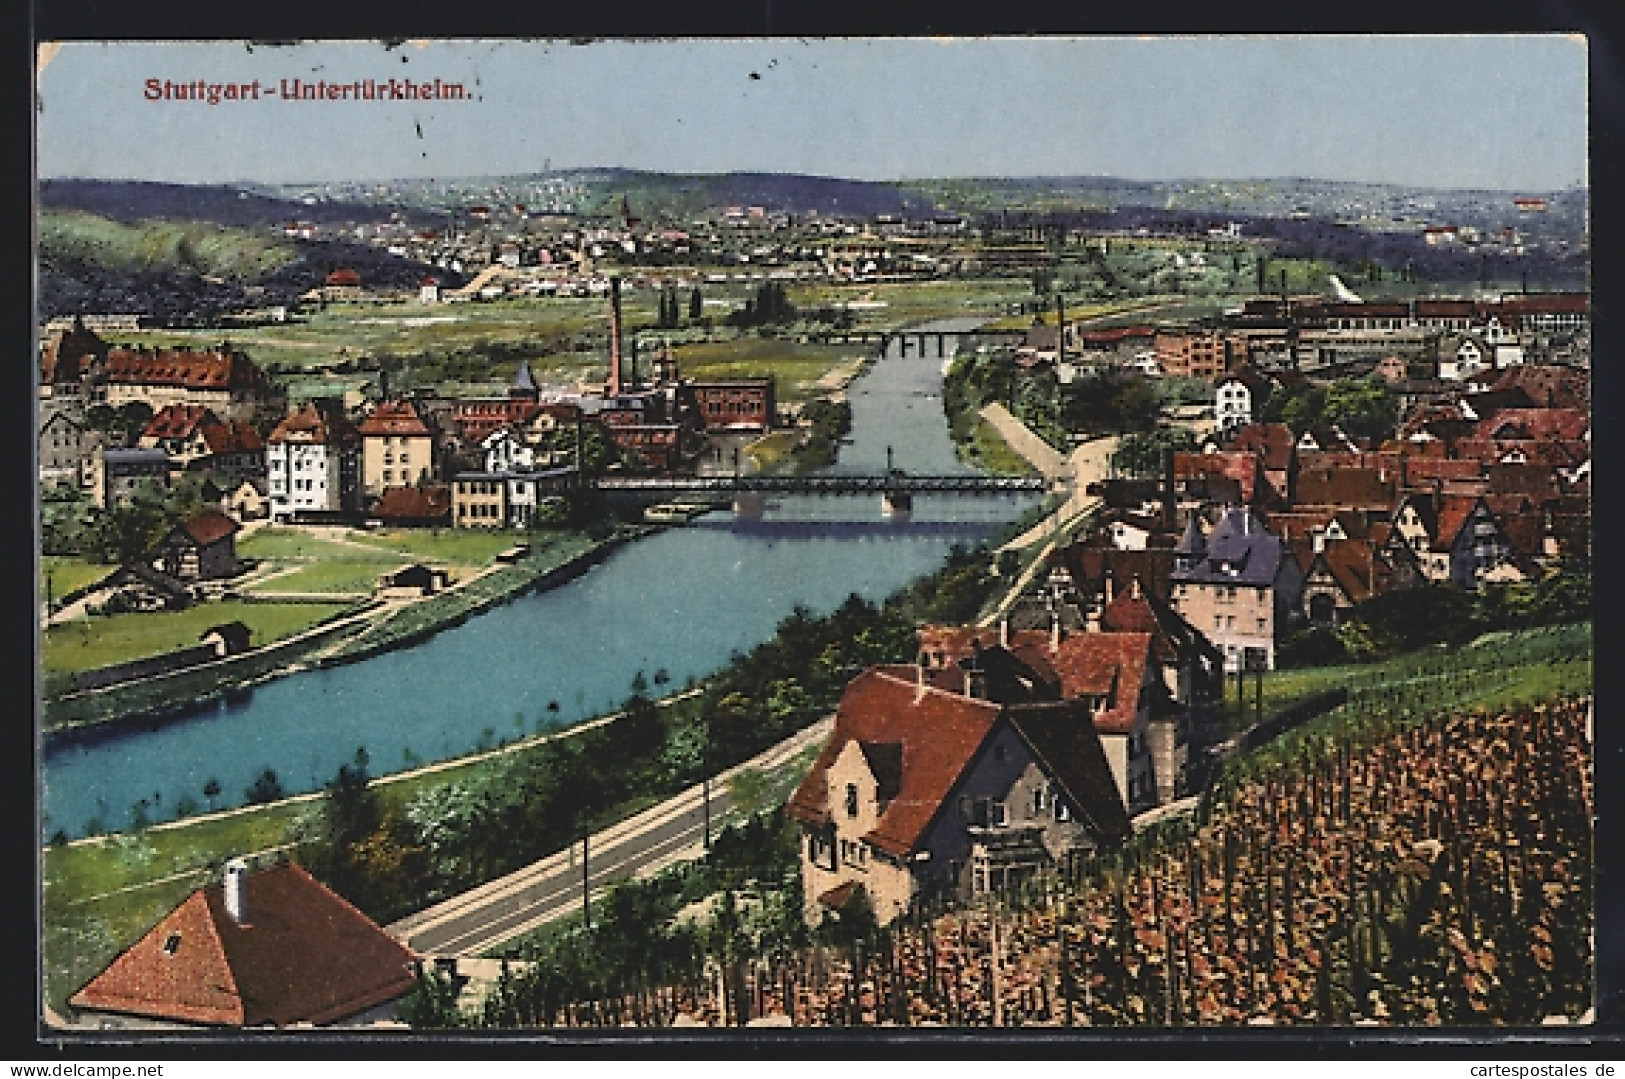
[163,933,182,955]
[845,783,859,818]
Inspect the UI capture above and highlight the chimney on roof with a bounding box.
[915,660,926,703]
[1104,572,1114,605]
[223,857,249,925]
[1312,530,1325,555]
[1050,610,1063,654]
[999,618,1009,649]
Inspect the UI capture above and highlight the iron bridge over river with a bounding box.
[592,472,1051,495]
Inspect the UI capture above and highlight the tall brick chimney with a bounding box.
[607,277,624,397]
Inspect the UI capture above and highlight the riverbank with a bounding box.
[40,529,629,737]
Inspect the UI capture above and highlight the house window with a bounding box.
[845,783,859,818]
[990,800,1008,827]
[1054,798,1071,822]
[1033,784,1048,814]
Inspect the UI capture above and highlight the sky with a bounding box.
[34,36,1589,190]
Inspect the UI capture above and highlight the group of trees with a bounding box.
[654,286,704,329]
[41,473,214,565]
[1259,375,1399,444]
[787,399,853,472]
[1108,426,1198,479]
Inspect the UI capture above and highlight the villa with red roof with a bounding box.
[788,630,1151,924]
[68,860,417,1029]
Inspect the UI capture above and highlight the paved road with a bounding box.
[388,715,834,958]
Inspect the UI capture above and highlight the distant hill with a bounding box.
[302,168,945,222]
[38,178,441,229]
[566,168,941,220]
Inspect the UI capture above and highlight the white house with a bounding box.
[1214,369,1267,437]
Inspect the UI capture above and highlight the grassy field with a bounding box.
[235,528,377,563]
[40,600,350,676]
[675,338,861,405]
[41,556,116,602]
[253,561,397,595]
[793,278,1034,329]
[343,528,531,566]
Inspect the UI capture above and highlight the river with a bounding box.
[41,318,1035,840]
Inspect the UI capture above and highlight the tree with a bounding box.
[1110,427,1197,478]
[1321,376,1398,444]
[244,768,285,804]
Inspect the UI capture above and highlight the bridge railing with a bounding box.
[592,474,1048,494]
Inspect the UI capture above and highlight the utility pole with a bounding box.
[581,830,591,929]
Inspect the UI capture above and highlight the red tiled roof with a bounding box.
[1453,438,1587,468]
[1099,589,1158,634]
[143,404,216,440]
[1226,423,1296,471]
[1490,365,1589,410]
[786,667,1002,857]
[1303,539,1380,604]
[106,348,265,391]
[1474,407,1589,443]
[1292,467,1397,511]
[1400,457,1484,485]
[269,402,358,445]
[70,862,417,1027]
[200,421,263,455]
[1486,463,1562,502]
[181,510,240,548]
[1432,495,1484,550]
[373,484,452,521]
[358,400,432,438]
[1045,632,1156,735]
[324,267,362,287]
[1174,451,1265,504]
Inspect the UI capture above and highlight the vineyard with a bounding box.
[446,623,1592,1028]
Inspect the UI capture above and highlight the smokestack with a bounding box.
[1055,294,1066,367]
[608,277,624,397]
[224,857,249,925]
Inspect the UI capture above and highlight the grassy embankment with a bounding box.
[1214,621,1594,739]
[316,531,603,664]
[40,556,116,604]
